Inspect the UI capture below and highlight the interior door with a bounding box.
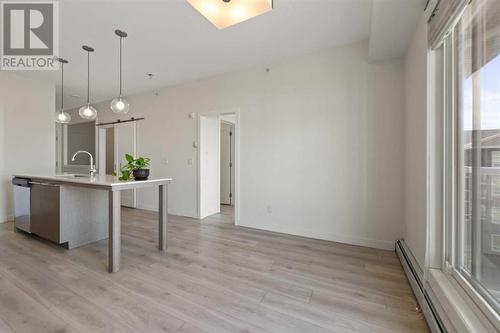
[199,115,220,218]
[115,122,136,208]
[220,122,234,205]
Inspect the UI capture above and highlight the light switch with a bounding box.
[187,158,193,166]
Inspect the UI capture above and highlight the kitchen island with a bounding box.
[12,174,172,273]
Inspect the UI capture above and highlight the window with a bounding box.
[444,0,500,316]
[492,152,500,168]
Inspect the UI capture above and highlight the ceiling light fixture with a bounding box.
[55,57,71,124]
[79,45,98,121]
[187,0,273,29]
[110,29,130,114]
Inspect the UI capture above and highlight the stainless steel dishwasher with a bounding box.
[29,180,61,243]
[12,177,61,243]
[12,177,31,232]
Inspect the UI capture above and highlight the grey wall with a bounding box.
[67,122,95,165]
[106,127,115,175]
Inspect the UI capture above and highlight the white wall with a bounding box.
[0,90,4,222]
[403,15,428,268]
[220,114,236,124]
[92,41,405,249]
[0,72,55,223]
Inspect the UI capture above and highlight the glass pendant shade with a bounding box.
[111,30,130,114]
[55,111,71,124]
[110,97,129,114]
[80,45,97,120]
[55,57,69,124]
[79,104,97,120]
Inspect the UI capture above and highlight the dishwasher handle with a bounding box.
[29,181,59,187]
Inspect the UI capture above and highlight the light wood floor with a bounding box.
[202,205,235,226]
[0,206,429,333]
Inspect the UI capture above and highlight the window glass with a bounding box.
[456,0,500,310]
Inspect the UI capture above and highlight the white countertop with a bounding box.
[13,173,172,191]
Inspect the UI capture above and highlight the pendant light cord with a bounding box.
[87,50,90,104]
[119,36,123,97]
[61,62,64,112]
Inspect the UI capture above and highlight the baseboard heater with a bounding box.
[395,239,446,333]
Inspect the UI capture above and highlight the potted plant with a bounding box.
[118,154,151,181]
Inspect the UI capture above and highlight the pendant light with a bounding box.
[79,45,97,120]
[55,57,71,124]
[110,29,130,114]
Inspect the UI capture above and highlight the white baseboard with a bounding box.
[135,203,158,212]
[135,204,198,219]
[236,221,395,250]
[132,206,395,250]
[0,214,13,223]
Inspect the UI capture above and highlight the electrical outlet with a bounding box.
[162,158,169,165]
[187,158,193,166]
[266,205,272,214]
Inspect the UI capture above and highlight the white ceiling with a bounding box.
[17,0,424,110]
[369,0,427,62]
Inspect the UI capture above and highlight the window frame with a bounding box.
[438,3,500,328]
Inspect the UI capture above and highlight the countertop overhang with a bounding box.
[13,174,173,191]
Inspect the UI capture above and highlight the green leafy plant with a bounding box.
[118,154,151,181]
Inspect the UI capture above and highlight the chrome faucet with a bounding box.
[72,150,97,176]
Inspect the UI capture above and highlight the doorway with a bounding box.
[220,115,235,206]
[198,111,239,224]
[98,121,137,208]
